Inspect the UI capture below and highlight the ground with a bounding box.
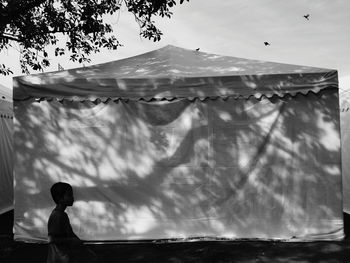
[1,237,350,262]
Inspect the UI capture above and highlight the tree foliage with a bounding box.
[0,0,189,75]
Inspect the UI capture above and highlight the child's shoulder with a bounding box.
[49,208,68,221]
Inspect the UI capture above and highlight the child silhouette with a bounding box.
[47,182,96,263]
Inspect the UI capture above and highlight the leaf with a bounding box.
[42,59,50,67]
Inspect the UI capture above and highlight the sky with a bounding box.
[0,0,350,97]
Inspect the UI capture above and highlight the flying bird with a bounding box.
[264,42,270,46]
[196,48,200,51]
[303,14,310,20]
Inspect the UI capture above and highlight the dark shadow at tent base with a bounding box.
[344,212,350,239]
[0,209,13,236]
[2,240,350,263]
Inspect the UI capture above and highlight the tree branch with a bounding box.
[0,33,22,42]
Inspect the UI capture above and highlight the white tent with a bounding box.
[12,45,343,242]
[340,93,350,214]
[0,84,13,214]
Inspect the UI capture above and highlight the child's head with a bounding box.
[50,182,74,206]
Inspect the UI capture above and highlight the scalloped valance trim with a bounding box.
[13,87,336,104]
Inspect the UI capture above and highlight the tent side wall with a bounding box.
[0,99,13,214]
[341,102,350,214]
[13,88,343,242]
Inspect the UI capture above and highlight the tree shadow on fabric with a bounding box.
[13,84,342,241]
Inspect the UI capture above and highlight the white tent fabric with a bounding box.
[340,96,350,214]
[0,94,13,214]
[14,46,337,101]
[0,83,12,101]
[13,46,343,242]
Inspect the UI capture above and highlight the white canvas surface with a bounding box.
[13,91,343,241]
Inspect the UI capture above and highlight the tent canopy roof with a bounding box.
[13,45,338,101]
[0,84,12,102]
[0,84,12,117]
